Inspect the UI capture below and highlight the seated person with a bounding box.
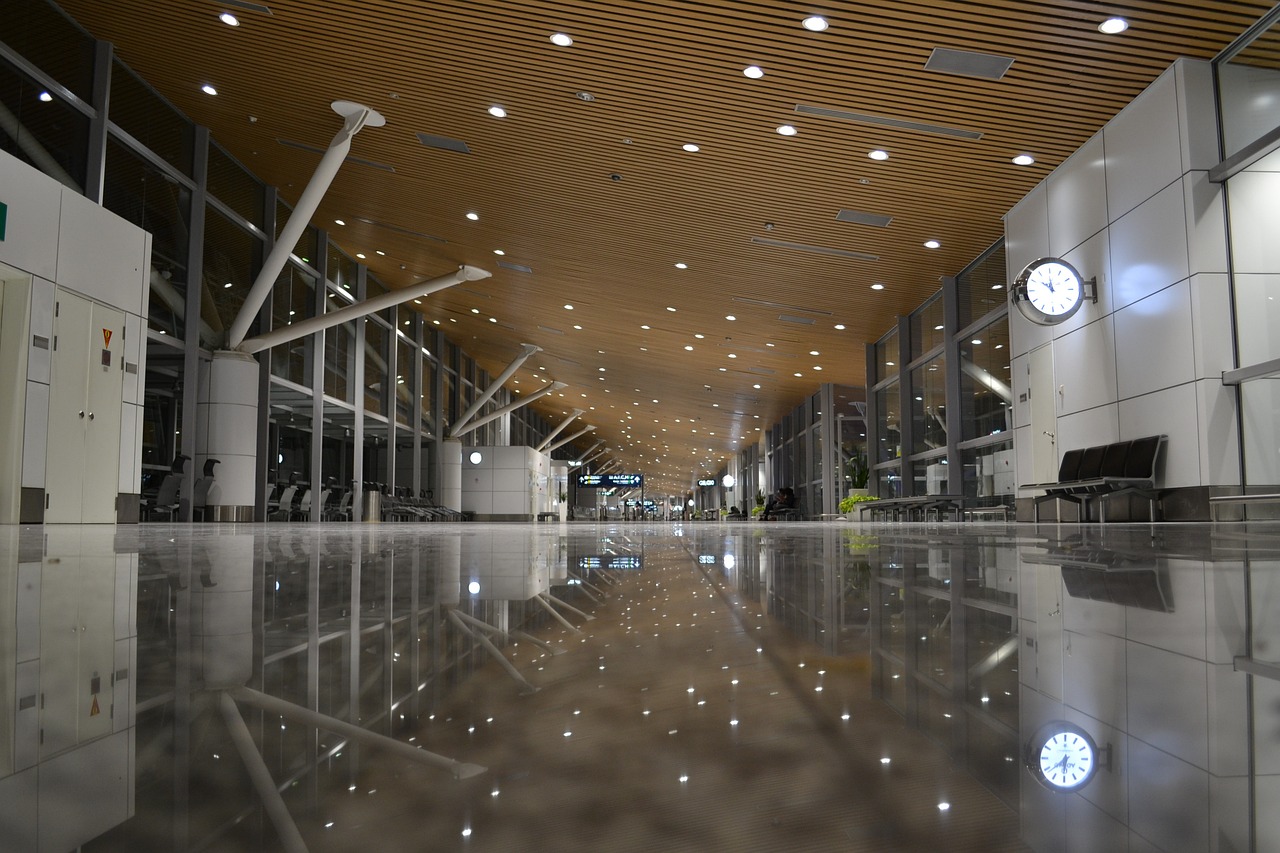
[762,487,797,520]
[726,505,743,519]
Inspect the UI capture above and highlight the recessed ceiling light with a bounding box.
[871,283,885,290]
[868,149,889,161]
[223,282,233,289]
[573,324,582,329]
[471,308,480,314]
[641,325,650,329]
[466,212,479,220]
[794,372,804,377]
[219,12,239,26]
[802,16,829,31]
[201,84,218,96]
[666,306,677,312]
[694,333,704,339]
[38,91,52,102]
[675,262,688,269]
[682,144,700,153]
[776,125,798,136]
[1012,153,1035,166]
[727,354,737,359]
[551,33,574,47]
[834,323,845,330]
[726,315,736,321]
[564,304,574,310]
[1098,17,1129,34]
[356,252,366,259]
[813,366,823,371]
[684,345,694,351]
[743,65,764,79]
[334,219,345,226]
[924,239,941,249]
[934,324,944,331]
[972,339,983,345]
[488,105,507,118]
[753,383,761,389]
[494,249,505,255]
[809,350,819,355]
[375,250,385,255]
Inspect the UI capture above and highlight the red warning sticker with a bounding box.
[102,329,112,349]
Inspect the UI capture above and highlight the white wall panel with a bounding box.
[1206,663,1248,777]
[1052,316,1119,416]
[1114,281,1195,400]
[1217,62,1280,159]
[1063,630,1126,730]
[490,467,525,491]
[26,277,54,384]
[492,490,527,514]
[1103,66,1182,220]
[1008,307,1053,366]
[117,401,139,494]
[1062,572,1125,638]
[462,490,493,514]
[1209,776,1251,853]
[0,769,38,852]
[1126,737,1209,853]
[1055,404,1119,457]
[1231,273,1280,365]
[1118,383,1201,488]
[1064,795,1127,853]
[21,379,48,489]
[462,467,494,492]
[1004,181,1050,276]
[1255,677,1280,775]
[1194,379,1241,487]
[1109,181,1190,311]
[1223,168,1280,274]
[122,311,143,405]
[1204,558,1247,666]
[55,189,148,317]
[0,151,62,281]
[1125,559,1207,660]
[1183,173,1228,277]
[1174,59,1220,172]
[1047,134,1109,256]
[1187,274,1233,381]
[1127,642,1209,769]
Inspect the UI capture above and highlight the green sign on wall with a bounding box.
[0,200,7,241]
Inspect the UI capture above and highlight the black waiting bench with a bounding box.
[1023,435,1166,522]
[857,494,966,522]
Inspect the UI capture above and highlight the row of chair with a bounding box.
[1026,435,1166,522]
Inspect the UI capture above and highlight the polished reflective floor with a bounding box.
[1,520,1275,852]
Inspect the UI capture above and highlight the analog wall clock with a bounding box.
[1011,257,1096,325]
[1026,721,1107,792]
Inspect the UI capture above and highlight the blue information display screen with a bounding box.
[576,473,644,488]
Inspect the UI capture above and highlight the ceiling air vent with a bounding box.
[778,315,817,325]
[353,217,445,242]
[751,236,878,262]
[731,296,833,316]
[218,0,272,13]
[836,209,892,227]
[537,325,565,335]
[794,104,982,140]
[924,48,1014,81]
[416,132,472,154]
[498,260,532,273]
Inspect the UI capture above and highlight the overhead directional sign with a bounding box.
[576,473,643,488]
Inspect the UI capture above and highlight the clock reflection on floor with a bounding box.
[1026,721,1111,792]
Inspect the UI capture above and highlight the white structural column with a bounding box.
[440,440,464,511]
[545,424,596,454]
[449,343,542,437]
[535,409,583,452]
[226,101,386,350]
[196,351,260,520]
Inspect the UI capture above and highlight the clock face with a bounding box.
[1013,257,1089,324]
[1037,731,1096,790]
[1025,262,1081,316]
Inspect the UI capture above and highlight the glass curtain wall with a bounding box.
[864,241,1011,505]
[1217,9,1280,490]
[0,0,574,520]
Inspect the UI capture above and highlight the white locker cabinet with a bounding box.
[45,289,125,523]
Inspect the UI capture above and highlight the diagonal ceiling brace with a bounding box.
[536,409,584,452]
[450,382,566,439]
[450,344,542,437]
[228,100,386,349]
[545,424,597,454]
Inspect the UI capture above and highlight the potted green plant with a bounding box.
[846,446,870,496]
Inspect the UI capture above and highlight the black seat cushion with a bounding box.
[1057,448,1084,481]
[1076,445,1108,480]
[1100,440,1132,478]
[1124,436,1162,478]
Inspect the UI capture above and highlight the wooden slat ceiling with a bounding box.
[54,0,1275,493]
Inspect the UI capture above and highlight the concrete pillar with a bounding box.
[196,350,259,521]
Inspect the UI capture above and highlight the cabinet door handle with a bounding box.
[78,411,85,419]
[88,412,95,420]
